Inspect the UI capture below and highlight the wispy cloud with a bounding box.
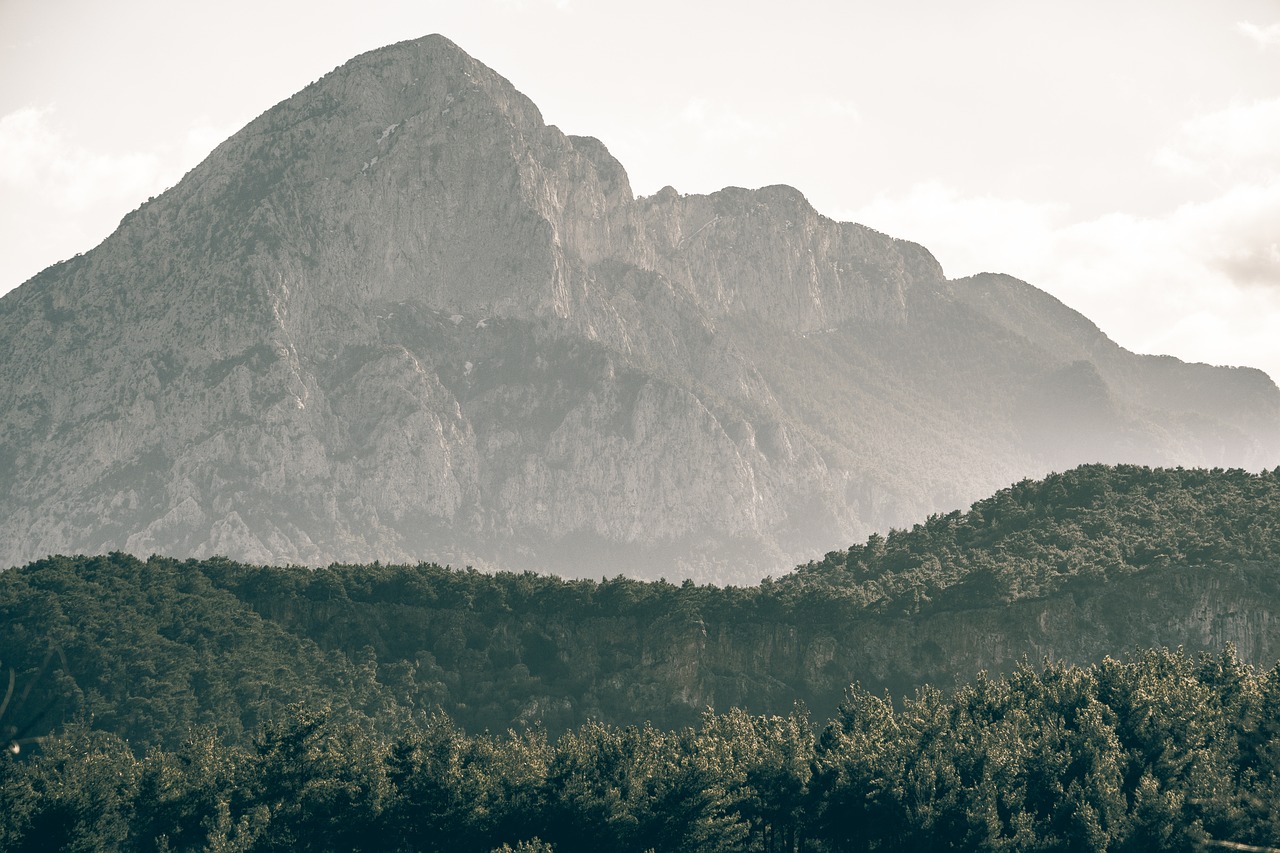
[0,106,241,290]
[839,181,1066,278]
[0,106,165,212]
[1237,20,1280,48]
[1155,97,1280,179]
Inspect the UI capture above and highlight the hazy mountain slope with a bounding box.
[0,35,1276,580]
[950,272,1280,464]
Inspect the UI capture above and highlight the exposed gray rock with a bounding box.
[1,35,1277,581]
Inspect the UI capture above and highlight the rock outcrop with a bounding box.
[1,35,1277,581]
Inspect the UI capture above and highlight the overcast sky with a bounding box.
[3,0,1279,382]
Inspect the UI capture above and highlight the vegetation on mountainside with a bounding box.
[0,553,398,752]
[786,464,1280,613]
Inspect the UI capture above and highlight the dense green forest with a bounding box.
[5,464,1280,849]
[6,648,1280,851]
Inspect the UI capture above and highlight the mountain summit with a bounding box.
[2,35,1277,581]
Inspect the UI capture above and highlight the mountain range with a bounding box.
[1,34,1277,582]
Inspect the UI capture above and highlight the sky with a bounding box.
[3,0,1279,382]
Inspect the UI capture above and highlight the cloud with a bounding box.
[0,106,243,292]
[1155,97,1280,179]
[1237,20,1280,48]
[838,181,1065,279]
[1218,241,1280,288]
[1046,186,1280,317]
[1051,186,1280,379]
[0,106,165,212]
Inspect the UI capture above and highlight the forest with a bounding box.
[5,649,1280,851]
[5,464,1280,850]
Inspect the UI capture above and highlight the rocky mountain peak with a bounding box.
[137,33,928,337]
[0,36,1276,581]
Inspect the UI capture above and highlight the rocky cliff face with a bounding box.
[1,35,1278,581]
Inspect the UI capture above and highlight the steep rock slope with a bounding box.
[1,35,1277,580]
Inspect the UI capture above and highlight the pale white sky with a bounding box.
[3,0,1279,381]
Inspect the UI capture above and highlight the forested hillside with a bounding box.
[6,464,1280,849]
[3,464,1280,747]
[784,463,1280,611]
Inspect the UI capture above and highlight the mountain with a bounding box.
[1,35,1277,581]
